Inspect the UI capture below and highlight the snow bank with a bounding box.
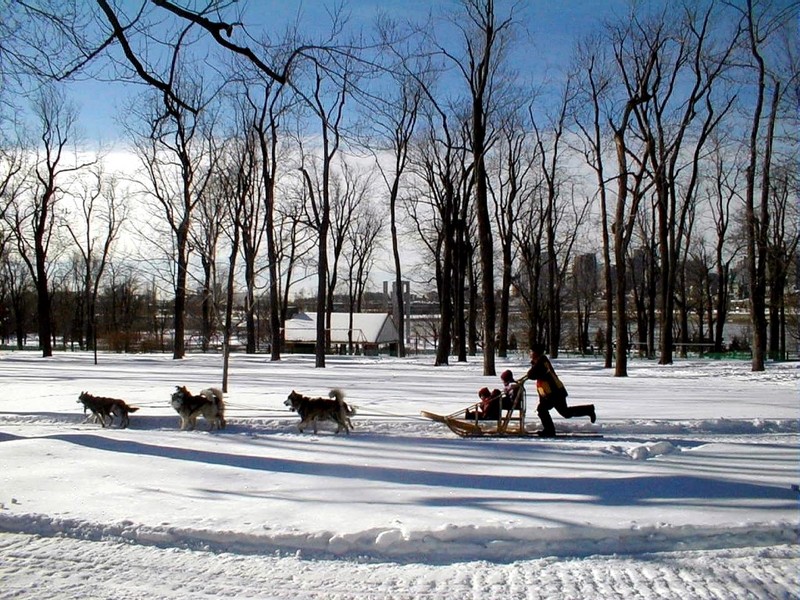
[1,511,796,563]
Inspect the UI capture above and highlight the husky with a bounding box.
[77,391,139,428]
[170,386,226,431]
[284,389,355,435]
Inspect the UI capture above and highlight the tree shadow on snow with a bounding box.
[39,432,798,512]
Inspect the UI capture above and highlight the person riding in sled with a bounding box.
[526,343,596,437]
[465,387,502,421]
[500,369,522,410]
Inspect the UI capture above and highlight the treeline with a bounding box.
[0,270,396,354]
[0,0,797,375]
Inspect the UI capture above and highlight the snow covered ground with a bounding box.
[0,351,797,599]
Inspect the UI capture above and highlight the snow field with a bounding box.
[0,351,797,598]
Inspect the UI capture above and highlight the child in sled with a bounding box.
[500,369,522,409]
[465,387,502,421]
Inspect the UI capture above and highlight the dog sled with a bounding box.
[421,377,532,438]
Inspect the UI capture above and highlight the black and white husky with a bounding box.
[284,388,355,435]
[170,386,226,431]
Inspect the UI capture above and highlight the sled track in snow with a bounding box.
[1,532,797,600]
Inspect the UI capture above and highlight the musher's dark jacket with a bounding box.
[526,355,567,400]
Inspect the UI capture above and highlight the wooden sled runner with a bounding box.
[420,410,532,437]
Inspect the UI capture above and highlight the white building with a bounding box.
[283,312,399,355]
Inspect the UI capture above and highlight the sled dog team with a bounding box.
[76,345,596,436]
[77,386,357,435]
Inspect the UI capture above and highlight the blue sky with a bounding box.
[67,0,630,145]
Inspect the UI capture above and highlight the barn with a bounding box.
[283,312,400,356]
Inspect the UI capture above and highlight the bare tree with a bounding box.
[453,140,476,363]
[12,0,366,365]
[489,107,536,358]
[244,74,292,361]
[683,241,714,352]
[344,201,384,352]
[608,13,658,377]
[100,262,146,352]
[214,131,251,391]
[275,189,316,325]
[572,35,615,369]
[6,86,93,357]
[297,49,353,368]
[731,0,798,370]
[766,163,799,360]
[359,40,424,357]
[11,1,292,111]
[441,0,518,375]
[705,136,743,353]
[674,202,699,357]
[62,165,126,362]
[217,76,292,358]
[1,255,33,348]
[629,199,659,359]
[628,4,738,366]
[326,161,367,335]
[0,141,26,225]
[192,158,226,354]
[406,101,470,366]
[512,185,547,349]
[572,253,599,355]
[234,123,268,356]
[130,79,217,359]
[531,72,580,357]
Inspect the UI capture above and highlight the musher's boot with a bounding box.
[569,404,596,423]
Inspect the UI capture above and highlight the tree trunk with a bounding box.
[173,230,188,360]
[315,223,329,368]
[34,253,52,357]
[743,2,777,372]
[474,135,496,376]
[435,223,454,367]
[497,249,512,359]
[244,253,257,354]
[200,258,212,353]
[222,214,240,394]
[656,185,674,365]
[390,177,406,358]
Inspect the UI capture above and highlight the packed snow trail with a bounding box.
[1,533,797,599]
